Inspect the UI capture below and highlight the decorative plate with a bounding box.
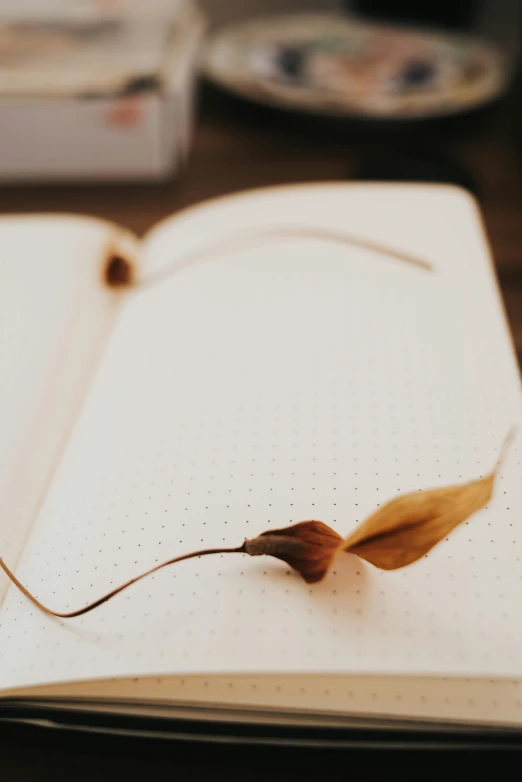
[202,13,507,120]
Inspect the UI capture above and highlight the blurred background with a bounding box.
[203,0,518,43]
[0,0,521,364]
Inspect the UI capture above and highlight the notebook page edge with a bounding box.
[0,215,138,607]
[2,671,522,729]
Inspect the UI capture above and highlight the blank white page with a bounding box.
[0,216,125,601]
[0,185,521,699]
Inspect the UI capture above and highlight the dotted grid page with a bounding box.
[1,185,521,721]
[0,216,123,602]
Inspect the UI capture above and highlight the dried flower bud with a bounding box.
[244,521,343,583]
[1,433,512,616]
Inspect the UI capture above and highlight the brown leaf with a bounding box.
[342,431,513,570]
[1,436,511,616]
[244,521,343,583]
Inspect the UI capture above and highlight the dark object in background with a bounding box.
[355,144,479,196]
[512,55,522,154]
[276,46,305,80]
[350,0,480,29]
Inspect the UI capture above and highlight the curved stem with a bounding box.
[0,544,246,619]
[137,225,432,290]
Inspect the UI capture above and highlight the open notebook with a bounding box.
[1,184,521,745]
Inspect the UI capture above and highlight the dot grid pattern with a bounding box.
[0,186,521,725]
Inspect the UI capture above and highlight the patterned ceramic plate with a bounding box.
[202,13,507,120]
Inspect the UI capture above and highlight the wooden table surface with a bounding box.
[1,88,522,779]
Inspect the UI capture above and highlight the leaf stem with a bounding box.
[0,544,246,619]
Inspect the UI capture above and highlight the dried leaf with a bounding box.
[0,433,513,616]
[244,521,343,583]
[342,477,493,569]
[342,431,513,570]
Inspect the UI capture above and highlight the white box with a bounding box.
[0,2,205,182]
